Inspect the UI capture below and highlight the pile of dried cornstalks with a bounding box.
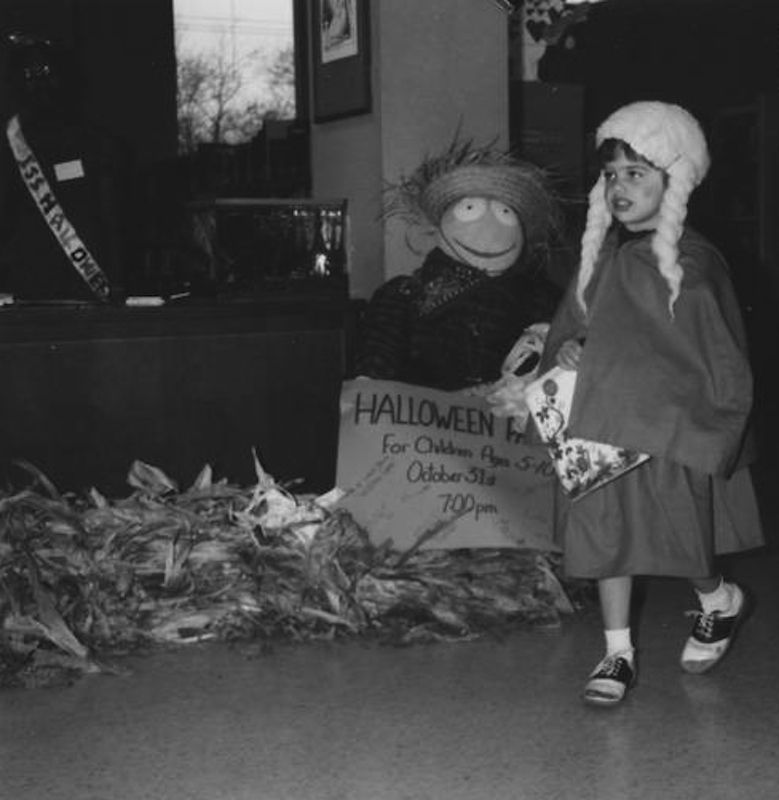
[0,456,579,688]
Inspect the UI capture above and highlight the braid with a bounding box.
[575,174,611,314]
[650,162,695,315]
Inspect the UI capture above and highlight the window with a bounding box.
[173,0,296,154]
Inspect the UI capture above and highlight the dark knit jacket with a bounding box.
[354,247,562,391]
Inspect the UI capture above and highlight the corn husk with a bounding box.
[0,457,582,688]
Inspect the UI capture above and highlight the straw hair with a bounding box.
[382,136,561,259]
[576,102,710,316]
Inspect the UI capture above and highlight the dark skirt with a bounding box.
[554,458,764,579]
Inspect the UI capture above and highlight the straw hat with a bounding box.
[383,136,561,259]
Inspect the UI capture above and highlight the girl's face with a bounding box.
[438,196,523,275]
[603,152,666,231]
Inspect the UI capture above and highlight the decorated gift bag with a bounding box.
[525,366,650,500]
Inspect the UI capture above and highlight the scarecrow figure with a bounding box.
[354,137,564,398]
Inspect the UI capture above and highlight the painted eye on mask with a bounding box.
[450,197,488,222]
[490,200,519,228]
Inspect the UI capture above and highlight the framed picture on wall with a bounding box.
[311,0,371,122]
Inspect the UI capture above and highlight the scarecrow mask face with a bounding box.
[438,196,524,275]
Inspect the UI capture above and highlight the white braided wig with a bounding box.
[576,101,710,316]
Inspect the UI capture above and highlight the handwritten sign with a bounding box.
[335,380,558,552]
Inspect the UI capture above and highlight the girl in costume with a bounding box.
[354,138,563,393]
[537,101,764,706]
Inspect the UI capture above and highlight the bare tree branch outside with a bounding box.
[174,0,295,154]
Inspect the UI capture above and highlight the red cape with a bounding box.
[539,228,753,477]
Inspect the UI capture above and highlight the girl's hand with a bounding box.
[556,338,583,370]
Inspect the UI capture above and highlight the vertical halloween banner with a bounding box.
[335,380,557,551]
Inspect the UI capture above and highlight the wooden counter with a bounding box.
[0,298,361,497]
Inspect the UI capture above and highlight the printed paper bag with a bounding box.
[525,366,650,500]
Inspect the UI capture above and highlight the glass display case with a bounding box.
[184,197,349,299]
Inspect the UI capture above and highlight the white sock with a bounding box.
[604,627,633,659]
[696,579,735,615]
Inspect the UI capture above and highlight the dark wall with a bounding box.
[0,0,178,169]
[540,0,778,128]
[75,0,178,169]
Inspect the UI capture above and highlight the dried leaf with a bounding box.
[0,457,577,689]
